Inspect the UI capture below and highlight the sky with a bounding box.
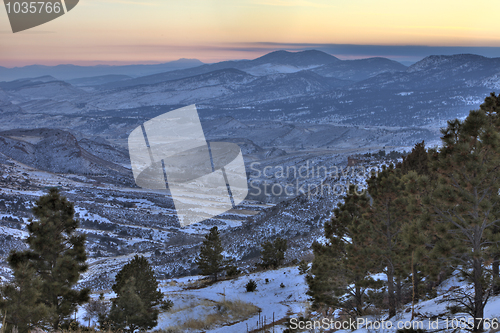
[1,0,500,67]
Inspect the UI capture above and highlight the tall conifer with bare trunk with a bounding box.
[307,185,375,316]
[425,94,500,331]
[360,165,409,318]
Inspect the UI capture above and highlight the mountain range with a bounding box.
[0,58,204,81]
[1,50,500,130]
[93,50,405,90]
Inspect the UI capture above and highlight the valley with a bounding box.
[1,49,499,320]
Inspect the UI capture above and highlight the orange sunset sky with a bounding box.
[1,0,500,67]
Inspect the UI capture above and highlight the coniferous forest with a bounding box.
[307,93,500,332]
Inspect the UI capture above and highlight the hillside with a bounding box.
[74,266,500,332]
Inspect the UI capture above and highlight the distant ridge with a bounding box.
[96,50,397,90]
[407,54,497,72]
[251,50,340,66]
[0,58,204,81]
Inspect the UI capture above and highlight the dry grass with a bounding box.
[165,299,259,332]
[154,327,191,333]
[168,297,213,314]
[216,299,259,320]
[183,278,213,290]
[0,297,257,333]
[160,280,180,288]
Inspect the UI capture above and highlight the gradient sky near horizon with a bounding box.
[1,0,500,67]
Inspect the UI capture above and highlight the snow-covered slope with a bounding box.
[75,266,500,333]
[155,266,308,332]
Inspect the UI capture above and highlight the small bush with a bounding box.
[161,299,174,311]
[298,260,309,274]
[226,265,240,277]
[162,329,183,333]
[246,280,257,292]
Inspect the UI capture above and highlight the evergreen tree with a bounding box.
[7,188,89,329]
[398,142,443,307]
[361,165,409,318]
[196,226,229,281]
[479,92,500,295]
[307,185,376,316]
[480,92,500,117]
[0,263,49,333]
[424,102,500,332]
[108,279,149,333]
[307,240,341,313]
[108,255,167,332]
[398,141,429,175]
[259,237,287,269]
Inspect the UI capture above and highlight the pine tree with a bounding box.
[361,165,409,318]
[398,142,444,308]
[307,240,341,312]
[196,226,229,281]
[307,185,376,316]
[0,263,49,333]
[7,188,89,329]
[479,92,500,295]
[108,279,149,333]
[107,255,167,332]
[259,237,287,269]
[398,141,429,175]
[424,102,500,332]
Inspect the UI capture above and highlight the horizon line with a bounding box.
[2,43,500,68]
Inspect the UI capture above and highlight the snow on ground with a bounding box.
[155,266,309,332]
[75,267,308,332]
[0,224,28,239]
[75,266,500,333]
[330,272,500,333]
[0,214,28,238]
[0,188,45,197]
[337,294,500,333]
[74,206,112,224]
